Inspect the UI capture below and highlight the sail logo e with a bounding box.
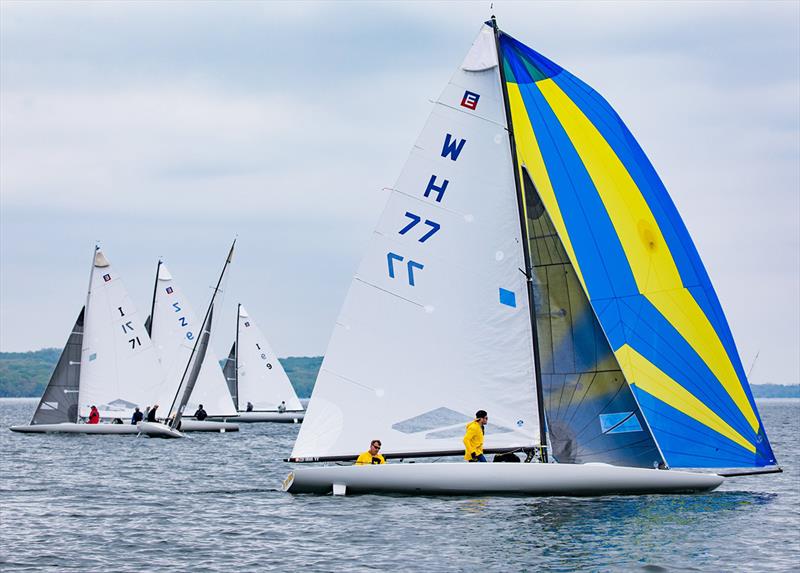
[460,90,480,110]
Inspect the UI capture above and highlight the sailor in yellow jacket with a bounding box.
[464,410,488,462]
[355,439,386,465]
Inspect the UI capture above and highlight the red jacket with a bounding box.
[88,408,100,424]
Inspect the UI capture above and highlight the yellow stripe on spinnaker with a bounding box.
[506,83,587,292]
[536,77,759,433]
[616,344,755,453]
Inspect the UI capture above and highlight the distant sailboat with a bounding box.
[284,19,779,495]
[147,260,239,432]
[139,241,236,438]
[222,304,304,423]
[11,247,177,437]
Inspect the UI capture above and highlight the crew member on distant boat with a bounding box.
[355,440,386,465]
[88,405,100,424]
[146,405,158,422]
[246,401,254,412]
[464,411,488,462]
[194,405,208,421]
[131,407,144,425]
[277,401,286,414]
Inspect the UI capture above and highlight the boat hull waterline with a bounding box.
[179,419,239,432]
[283,462,724,496]
[231,411,304,423]
[10,422,182,438]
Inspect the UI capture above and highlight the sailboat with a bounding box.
[221,305,305,423]
[138,242,236,439]
[10,247,178,437]
[147,260,239,432]
[283,19,779,495]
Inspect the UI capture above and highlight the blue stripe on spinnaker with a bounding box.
[508,56,639,302]
[634,389,775,467]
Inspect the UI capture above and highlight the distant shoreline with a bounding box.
[1,349,798,399]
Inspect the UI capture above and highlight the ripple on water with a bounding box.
[0,398,798,572]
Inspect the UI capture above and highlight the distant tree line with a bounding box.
[0,348,322,398]
[1,349,799,399]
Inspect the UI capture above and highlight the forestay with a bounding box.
[292,25,539,460]
[79,249,166,420]
[31,308,84,425]
[236,305,302,412]
[150,263,236,417]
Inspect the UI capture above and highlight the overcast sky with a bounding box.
[1,1,798,385]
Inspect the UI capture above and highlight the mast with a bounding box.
[235,303,241,412]
[490,16,549,462]
[146,259,162,337]
[166,240,235,427]
[78,244,100,423]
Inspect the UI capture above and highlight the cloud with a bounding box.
[1,1,798,384]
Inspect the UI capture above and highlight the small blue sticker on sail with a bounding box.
[89,353,97,361]
[599,412,643,434]
[499,288,516,308]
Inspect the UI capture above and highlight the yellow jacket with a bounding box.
[355,451,386,465]
[463,420,484,461]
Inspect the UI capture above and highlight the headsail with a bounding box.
[30,308,84,425]
[291,24,540,461]
[149,262,237,417]
[235,305,302,412]
[79,248,166,420]
[498,30,776,468]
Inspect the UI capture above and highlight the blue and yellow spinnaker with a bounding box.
[498,31,776,468]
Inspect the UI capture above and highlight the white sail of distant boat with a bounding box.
[137,241,237,438]
[79,247,169,420]
[148,261,237,419]
[11,247,182,437]
[227,304,304,423]
[284,20,778,496]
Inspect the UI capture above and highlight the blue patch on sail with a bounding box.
[499,288,516,307]
[599,412,642,434]
[89,353,97,361]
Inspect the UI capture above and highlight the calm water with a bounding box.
[1,398,798,572]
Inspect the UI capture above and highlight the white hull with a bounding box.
[136,421,184,438]
[283,462,724,496]
[10,422,182,438]
[180,419,239,432]
[10,423,140,435]
[233,411,304,423]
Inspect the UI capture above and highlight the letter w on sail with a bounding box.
[441,133,466,161]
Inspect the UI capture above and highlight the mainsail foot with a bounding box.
[283,463,724,496]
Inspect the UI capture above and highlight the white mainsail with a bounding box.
[79,248,167,419]
[236,305,303,412]
[291,25,539,460]
[150,263,237,417]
